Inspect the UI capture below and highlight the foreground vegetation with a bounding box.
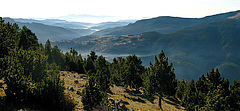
[60,71,185,110]
[1,17,240,110]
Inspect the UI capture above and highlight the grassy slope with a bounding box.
[0,71,185,110]
[60,71,185,111]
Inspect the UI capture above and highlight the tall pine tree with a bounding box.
[144,50,177,109]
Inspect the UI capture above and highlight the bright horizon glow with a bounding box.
[1,0,240,23]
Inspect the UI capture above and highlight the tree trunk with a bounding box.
[159,96,162,110]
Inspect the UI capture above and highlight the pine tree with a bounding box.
[95,56,110,91]
[175,80,186,100]
[18,26,38,50]
[45,39,53,64]
[0,20,75,110]
[81,76,104,110]
[181,79,198,110]
[51,46,64,69]
[229,80,240,110]
[207,68,222,90]
[195,74,209,107]
[70,47,78,57]
[125,54,144,92]
[199,85,230,110]
[85,57,96,75]
[76,54,85,74]
[88,51,98,62]
[144,50,177,109]
[3,49,33,105]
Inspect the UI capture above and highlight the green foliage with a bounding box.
[4,53,33,104]
[34,63,76,110]
[109,54,145,91]
[1,17,240,110]
[125,54,144,91]
[144,50,177,108]
[17,26,39,50]
[81,52,111,110]
[109,57,125,86]
[81,76,105,109]
[85,56,96,75]
[88,51,98,62]
[180,68,239,111]
[229,80,240,110]
[95,56,110,91]
[207,68,222,89]
[0,19,75,110]
[175,80,186,100]
[198,85,230,111]
[181,80,198,110]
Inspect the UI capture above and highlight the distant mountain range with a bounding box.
[2,10,240,83]
[2,17,136,43]
[51,10,240,83]
[94,10,240,35]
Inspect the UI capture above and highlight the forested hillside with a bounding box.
[52,19,240,83]
[1,18,240,110]
[94,10,240,35]
[0,18,76,110]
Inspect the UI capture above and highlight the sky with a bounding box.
[1,0,240,23]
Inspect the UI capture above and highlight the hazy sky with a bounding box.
[2,0,240,23]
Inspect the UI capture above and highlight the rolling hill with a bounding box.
[2,18,135,43]
[93,10,240,35]
[51,19,240,83]
[3,17,84,43]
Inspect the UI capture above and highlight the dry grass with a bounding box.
[60,71,185,111]
[60,71,88,110]
[109,85,185,111]
[1,71,185,111]
[0,80,6,97]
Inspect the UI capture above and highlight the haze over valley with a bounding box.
[3,10,240,83]
[1,0,240,110]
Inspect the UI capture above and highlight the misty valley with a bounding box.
[1,10,240,110]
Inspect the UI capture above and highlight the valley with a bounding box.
[1,12,240,110]
[4,10,240,83]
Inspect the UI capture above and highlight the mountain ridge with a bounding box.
[92,10,240,36]
[51,19,240,83]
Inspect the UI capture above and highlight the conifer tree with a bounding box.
[51,46,64,69]
[18,26,38,50]
[125,54,144,91]
[207,68,222,90]
[144,50,177,109]
[95,56,110,91]
[199,85,230,110]
[88,51,98,62]
[195,74,209,107]
[229,80,240,110]
[4,53,32,104]
[76,54,85,74]
[45,39,53,64]
[181,79,198,110]
[175,80,186,100]
[81,76,104,109]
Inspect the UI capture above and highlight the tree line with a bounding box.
[176,68,240,110]
[0,18,75,110]
[1,17,239,110]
